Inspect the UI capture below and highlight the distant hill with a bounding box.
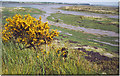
[90,2,118,7]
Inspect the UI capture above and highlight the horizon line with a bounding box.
[1,1,118,3]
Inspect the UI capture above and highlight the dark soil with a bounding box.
[78,48,118,62]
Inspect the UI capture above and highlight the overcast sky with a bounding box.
[2,0,119,3]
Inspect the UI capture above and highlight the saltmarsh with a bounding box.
[50,25,118,54]
[47,13,118,33]
[59,5,118,15]
[1,6,119,75]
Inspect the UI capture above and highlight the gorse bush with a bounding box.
[2,14,59,50]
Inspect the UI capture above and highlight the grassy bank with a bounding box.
[2,41,99,74]
[47,13,118,33]
[2,37,119,74]
[59,5,118,15]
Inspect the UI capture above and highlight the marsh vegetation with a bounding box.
[1,4,119,75]
[59,5,118,15]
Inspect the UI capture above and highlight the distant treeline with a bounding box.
[1,1,90,5]
[2,1,19,3]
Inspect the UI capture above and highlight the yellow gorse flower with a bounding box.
[2,14,59,49]
[37,56,39,58]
